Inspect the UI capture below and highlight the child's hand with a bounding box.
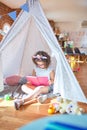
[48,80,52,85]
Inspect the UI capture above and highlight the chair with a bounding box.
[65,46,74,55]
[74,47,85,62]
[74,47,86,55]
[74,47,81,54]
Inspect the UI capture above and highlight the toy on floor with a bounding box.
[48,96,84,115]
[48,103,60,114]
[66,102,83,115]
[4,94,11,101]
[48,104,55,114]
[58,99,71,114]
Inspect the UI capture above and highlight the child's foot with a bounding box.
[14,99,24,110]
[37,95,47,104]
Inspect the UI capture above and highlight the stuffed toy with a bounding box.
[66,102,83,115]
[48,97,71,114]
[56,95,70,113]
[48,96,84,115]
[59,99,71,114]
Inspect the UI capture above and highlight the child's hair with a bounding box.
[32,51,51,68]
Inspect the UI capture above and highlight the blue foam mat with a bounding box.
[19,114,87,130]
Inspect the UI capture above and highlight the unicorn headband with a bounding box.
[32,54,47,60]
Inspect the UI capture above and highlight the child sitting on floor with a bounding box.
[14,50,55,110]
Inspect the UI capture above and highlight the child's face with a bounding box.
[36,61,46,69]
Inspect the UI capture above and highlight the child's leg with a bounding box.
[24,98,37,105]
[37,92,60,104]
[14,86,49,110]
[24,86,49,102]
[21,84,33,94]
[37,85,61,103]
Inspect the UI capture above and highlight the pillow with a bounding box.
[5,75,22,86]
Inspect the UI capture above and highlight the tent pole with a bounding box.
[0,53,4,92]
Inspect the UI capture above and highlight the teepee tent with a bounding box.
[0,0,86,103]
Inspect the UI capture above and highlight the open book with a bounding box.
[26,76,49,86]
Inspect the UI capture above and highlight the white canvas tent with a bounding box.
[0,0,86,103]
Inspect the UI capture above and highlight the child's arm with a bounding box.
[49,70,55,85]
[32,69,36,76]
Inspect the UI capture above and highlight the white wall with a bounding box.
[55,22,87,48]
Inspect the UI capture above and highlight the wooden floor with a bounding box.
[0,63,87,130]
